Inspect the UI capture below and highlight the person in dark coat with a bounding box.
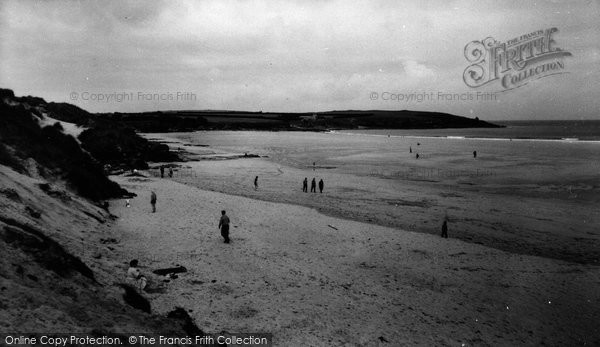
[302,177,308,192]
[150,191,157,213]
[473,150,477,158]
[218,210,230,243]
[441,220,448,238]
[160,166,165,178]
[318,179,324,193]
[254,176,258,190]
[310,178,316,193]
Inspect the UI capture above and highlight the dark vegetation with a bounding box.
[78,124,178,170]
[0,96,126,200]
[97,109,502,132]
[0,88,180,200]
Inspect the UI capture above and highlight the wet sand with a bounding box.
[109,172,599,345]
[146,131,600,265]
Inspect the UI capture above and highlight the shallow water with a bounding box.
[147,130,600,264]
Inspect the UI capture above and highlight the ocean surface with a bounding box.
[336,120,600,142]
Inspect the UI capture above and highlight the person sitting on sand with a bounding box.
[218,210,231,244]
[441,220,448,238]
[311,178,316,193]
[150,191,157,213]
[127,259,148,291]
[318,179,324,193]
[303,177,308,192]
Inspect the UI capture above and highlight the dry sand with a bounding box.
[110,174,600,346]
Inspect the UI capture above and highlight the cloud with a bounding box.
[0,0,598,119]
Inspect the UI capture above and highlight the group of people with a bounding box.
[159,165,173,178]
[303,177,324,193]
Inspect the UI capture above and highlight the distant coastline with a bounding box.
[96,109,503,133]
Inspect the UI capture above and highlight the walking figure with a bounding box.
[168,168,173,178]
[254,176,258,190]
[441,220,448,238]
[302,177,308,192]
[416,153,419,159]
[473,150,477,158]
[218,210,231,243]
[150,191,157,213]
[160,166,164,178]
[310,178,316,193]
[410,146,412,153]
[318,179,324,193]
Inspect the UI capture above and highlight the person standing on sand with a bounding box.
[168,168,173,178]
[441,220,448,238]
[473,150,477,158]
[160,166,164,178]
[310,178,316,193]
[318,179,324,193]
[150,191,157,213]
[254,176,258,190]
[303,177,308,192]
[410,146,412,153]
[218,210,231,243]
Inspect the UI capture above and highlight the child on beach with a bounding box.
[127,259,148,291]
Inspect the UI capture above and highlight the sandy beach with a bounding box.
[109,172,599,346]
[146,131,600,266]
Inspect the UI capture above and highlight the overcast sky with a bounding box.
[1,0,598,120]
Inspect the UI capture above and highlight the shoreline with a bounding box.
[139,131,600,266]
[109,172,600,345]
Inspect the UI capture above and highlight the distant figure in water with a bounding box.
[318,179,324,193]
[150,191,157,213]
[441,220,448,238]
[127,259,148,291]
[160,166,164,178]
[168,168,173,178]
[311,178,316,193]
[302,177,308,192]
[416,153,420,159]
[254,176,258,190]
[417,142,420,146]
[218,210,231,243]
[409,146,412,153]
[473,150,477,158]
[313,162,316,171]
